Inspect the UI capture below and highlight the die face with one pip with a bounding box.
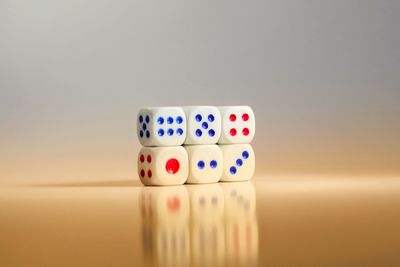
[138,146,189,186]
[183,106,221,145]
[219,144,255,181]
[218,106,255,144]
[137,107,187,147]
[184,145,223,184]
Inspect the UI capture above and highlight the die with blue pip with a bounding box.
[136,106,256,186]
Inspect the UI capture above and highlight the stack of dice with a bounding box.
[137,106,255,186]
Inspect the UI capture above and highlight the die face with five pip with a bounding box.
[218,106,255,144]
[138,146,189,186]
[183,106,221,145]
[219,144,255,181]
[185,145,223,184]
[137,107,187,147]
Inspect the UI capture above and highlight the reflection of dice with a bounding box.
[225,218,259,265]
[185,145,223,184]
[183,106,221,145]
[139,186,189,224]
[222,182,258,265]
[137,107,187,147]
[191,220,225,267]
[138,146,188,185]
[187,184,225,267]
[220,181,256,220]
[220,144,255,181]
[157,223,190,267]
[218,106,255,144]
[187,184,225,222]
[139,186,190,267]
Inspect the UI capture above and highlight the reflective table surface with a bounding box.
[1,175,400,267]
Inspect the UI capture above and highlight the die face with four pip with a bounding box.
[219,144,255,181]
[218,106,255,144]
[185,145,223,184]
[183,106,221,145]
[137,107,187,147]
[138,146,189,186]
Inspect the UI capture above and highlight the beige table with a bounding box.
[1,174,400,267]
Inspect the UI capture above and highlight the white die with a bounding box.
[137,107,187,147]
[184,145,223,184]
[218,106,255,144]
[219,144,255,181]
[183,106,221,145]
[138,146,189,186]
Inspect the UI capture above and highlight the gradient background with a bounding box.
[1,0,400,185]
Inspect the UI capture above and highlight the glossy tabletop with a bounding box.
[1,175,400,267]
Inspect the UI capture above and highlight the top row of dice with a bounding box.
[137,106,255,146]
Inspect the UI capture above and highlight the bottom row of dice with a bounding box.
[138,144,255,185]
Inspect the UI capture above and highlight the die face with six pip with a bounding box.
[219,144,255,181]
[137,107,187,147]
[217,106,255,144]
[183,106,221,145]
[138,146,189,186]
[184,145,223,184]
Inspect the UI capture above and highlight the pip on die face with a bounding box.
[183,106,221,145]
[185,145,223,184]
[218,106,255,144]
[220,144,255,182]
[137,107,187,146]
[138,146,189,186]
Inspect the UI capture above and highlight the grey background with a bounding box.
[1,0,400,183]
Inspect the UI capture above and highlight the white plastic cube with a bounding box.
[219,144,255,181]
[218,106,255,144]
[137,107,187,147]
[183,106,221,145]
[184,145,223,184]
[138,146,189,186]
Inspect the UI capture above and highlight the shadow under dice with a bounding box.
[137,107,187,146]
[218,106,255,144]
[220,144,255,181]
[138,146,189,185]
[185,145,223,184]
[183,106,221,145]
